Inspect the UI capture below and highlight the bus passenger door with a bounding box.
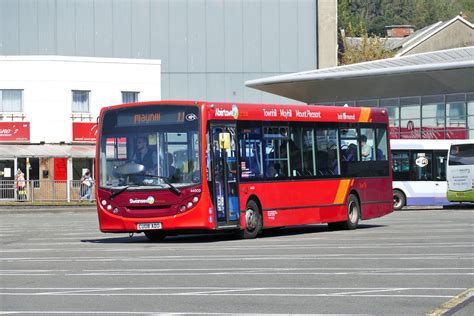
[211,125,240,228]
[433,150,448,204]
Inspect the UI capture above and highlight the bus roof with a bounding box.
[390,139,459,150]
[448,139,474,146]
[201,101,388,124]
[100,100,388,125]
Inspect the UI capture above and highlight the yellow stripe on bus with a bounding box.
[333,179,352,205]
[359,108,371,122]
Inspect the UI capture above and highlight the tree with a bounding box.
[338,0,473,37]
[337,0,473,64]
[412,0,464,28]
[339,24,395,65]
[456,0,474,19]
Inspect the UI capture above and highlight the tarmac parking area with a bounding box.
[0,207,473,315]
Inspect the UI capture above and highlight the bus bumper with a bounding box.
[97,203,215,233]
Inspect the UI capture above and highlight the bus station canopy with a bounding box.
[245,46,474,104]
[0,144,95,158]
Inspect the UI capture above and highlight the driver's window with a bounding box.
[106,137,128,160]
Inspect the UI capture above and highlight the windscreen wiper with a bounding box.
[109,183,142,200]
[142,174,181,196]
[109,186,130,200]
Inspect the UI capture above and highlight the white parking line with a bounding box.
[0,291,461,298]
[0,286,466,297]
[1,254,472,263]
[0,312,332,315]
[1,239,473,252]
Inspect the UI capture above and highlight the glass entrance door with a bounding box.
[211,125,240,227]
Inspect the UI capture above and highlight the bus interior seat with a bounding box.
[343,143,358,162]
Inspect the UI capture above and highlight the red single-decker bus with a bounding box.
[96,101,393,240]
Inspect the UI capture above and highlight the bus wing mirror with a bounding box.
[219,132,231,150]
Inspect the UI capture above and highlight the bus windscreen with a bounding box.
[98,105,201,189]
[448,144,474,166]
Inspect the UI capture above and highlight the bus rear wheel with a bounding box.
[393,190,406,210]
[344,194,360,230]
[239,200,262,239]
[328,194,360,230]
[144,231,166,241]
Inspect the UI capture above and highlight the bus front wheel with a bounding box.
[393,190,406,210]
[144,231,166,241]
[239,200,262,239]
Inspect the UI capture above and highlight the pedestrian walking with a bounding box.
[15,169,26,201]
[80,169,93,200]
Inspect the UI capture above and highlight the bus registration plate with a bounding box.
[137,222,162,230]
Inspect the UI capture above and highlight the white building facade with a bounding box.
[0,56,161,199]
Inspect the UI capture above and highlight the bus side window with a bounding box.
[375,128,388,161]
[316,128,339,177]
[360,128,375,161]
[289,126,315,177]
[434,151,447,181]
[340,128,359,162]
[391,150,410,181]
[263,125,290,179]
[238,126,263,179]
[411,151,433,181]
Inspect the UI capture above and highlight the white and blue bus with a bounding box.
[390,139,453,210]
[447,140,474,203]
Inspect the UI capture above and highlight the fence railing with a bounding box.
[0,180,96,202]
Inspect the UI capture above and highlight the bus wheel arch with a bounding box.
[393,189,406,210]
[239,196,263,239]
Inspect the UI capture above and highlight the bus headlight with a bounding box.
[179,195,201,213]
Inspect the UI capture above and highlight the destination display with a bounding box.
[116,106,199,127]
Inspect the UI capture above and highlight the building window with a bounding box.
[72,158,94,180]
[421,95,445,139]
[0,90,23,112]
[400,97,421,139]
[335,101,355,107]
[467,93,474,139]
[380,98,400,139]
[122,91,139,103]
[446,94,466,139]
[72,90,90,113]
[356,99,378,107]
